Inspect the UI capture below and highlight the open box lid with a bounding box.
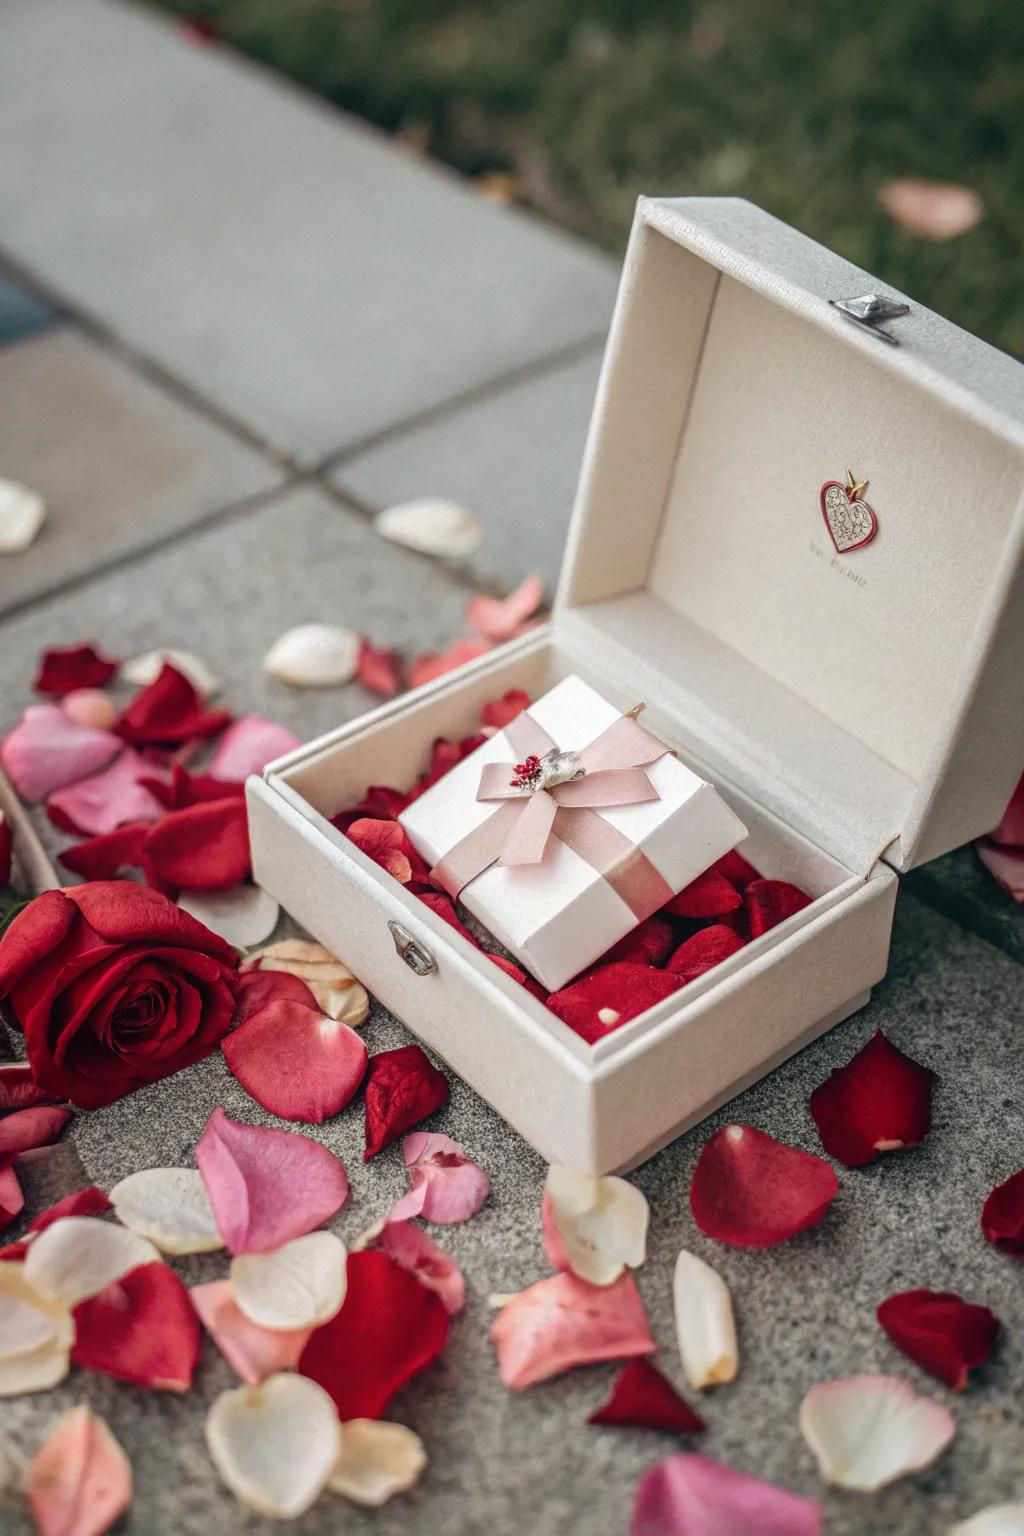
[554,197,1024,876]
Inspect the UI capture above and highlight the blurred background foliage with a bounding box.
[151,0,1024,355]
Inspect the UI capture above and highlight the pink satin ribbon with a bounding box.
[430,708,676,920]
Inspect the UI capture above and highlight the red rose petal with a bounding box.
[480,689,531,730]
[877,1288,1000,1389]
[0,1184,112,1262]
[412,733,486,796]
[711,849,761,889]
[744,878,812,937]
[34,642,119,696]
[992,772,1024,846]
[467,575,545,641]
[491,1271,655,1389]
[663,870,743,921]
[690,1124,839,1247]
[415,890,526,983]
[363,1043,449,1161]
[46,748,166,837]
[589,1358,706,1434]
[0,1063,63,1112]
[666,924,746,982]
[223,989,368,1124]
[809,1030,935,1167]
[357,637,403,698]
[407,639,491,690]
[975,839,1024,902]
[208,715,301,781]
[0,811,12,888]
[116,663,231,748]
[346,818,414,883]
[196,1106,350,1254]
[142,796,251,891]
[597,917,676,969]
[982,1169,1024,1256]
[72,1260,201,1391]
[233,966,318,1019]
[0,1104,73,1158]
[298,1248,449,1419]
[58,822,150,880]
[140,763,244,811]
[546,963,685,1044]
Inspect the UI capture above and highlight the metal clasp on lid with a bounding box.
[388,920,437,976]
[830,293,911,346]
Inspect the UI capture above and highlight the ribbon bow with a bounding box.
[430,705,676,920]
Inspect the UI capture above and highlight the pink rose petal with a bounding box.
[632,1453,822,1536]
[0,1104,73,1159]
[878,178,984,241]
[222,982,368,1125]
[491,1270,655,1389]
[196,1107,349,1255]
[388,1132,490,1224]
[46,749,166,836]
[209,715,301,781]
[466,574,545,641]
[0,705,120,803]
[26,1405,132,1536]
[975,839,1024,902]
[191,1279,311,1383]
[61,689,119,732]
[377,1220,466,1315]
[407,639,492,690]
[0,1162,24,1228]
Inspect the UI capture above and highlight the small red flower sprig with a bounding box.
[510,754,542,791]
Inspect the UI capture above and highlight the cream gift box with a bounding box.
[398,673,748,992]
[248,196,1024,1175]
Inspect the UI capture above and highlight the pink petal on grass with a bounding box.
[389,1133,490,1224]
[0,705,120,803]
[632,1453,822,1536]
[377,1220,466,1315]
[191,1280,310,1383]
[222,986,368,1125]
[975,840,1024,902]
[209,716,301,781]
[467,575,545,641]
[46,749,166,836]
[196,1107,349,1255]
[878,178,984,241]
[491,1270,655,1389]
[26,1405,132,1536]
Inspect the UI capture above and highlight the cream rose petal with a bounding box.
[178,887,280,950]
[24,1217,160,1307]
[253,941,369,1026]
[264,624,359,687]
[110,1168,224,1255]
[206,1373,340,1519]
[375,498,481,558]
[26,1406,132,1536]
[231,1231,348,1331]
[0,1262,73,1397]
[673,1249,739,1390]
[543,1166,649,1286]
[0,478,45,553]
[120,648,220,698]
[950,1505,1024,1536]
[799,1374,956,1491]
[328,1419,426,1507]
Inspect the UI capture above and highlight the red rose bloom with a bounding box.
[0,881,238,1108]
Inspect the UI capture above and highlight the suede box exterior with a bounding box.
[249,196,1024,1174]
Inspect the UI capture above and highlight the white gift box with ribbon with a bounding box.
[399,675,746,991]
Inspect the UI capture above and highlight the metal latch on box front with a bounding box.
[388,921,437,976]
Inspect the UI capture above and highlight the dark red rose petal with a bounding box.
[809,1030,935,1167]
[0,1104,73,1159]
[223,991,368,1124]
[298,1248,448,1419]
[480,690,531,730]
[0,1184,112,1262]
[663,870,743,921]
[139,764,244,810]
[58,822,150,880]
[415,890,526,983]
[357,637,403,698]
[0,1064,63,1113]
[744,878,812,937]
[0,813,12,888]
[666,924,746,982]
[34,643,119,696]
[116,663,231,748]
[71,1261,201,1391]
[690,1123,839,1247]
[412,734,486,796]
[711,849,761,889]
[588,1358,706,1434]
[982,1169,1024,1257]
[234,966,320,1021]
[546,963,684,1044]
[595,917,676,969]
[877,1288,1000,1389]
[363,1043,449,1161]
[346,819,415,883]
[142,797,251,891]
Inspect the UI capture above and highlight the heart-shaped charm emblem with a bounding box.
[820,474,878,554]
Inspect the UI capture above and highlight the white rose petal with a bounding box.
[673,1249,739,1389]
[0,479,45,553]
[24,1217,160,1307]
[544,1165,649,1287]
[263,624,359,688]
[375,498,481,559]
[800,1373,956,1491]
[120,648,220,698]
[110,1168,223,1256]
[950,1505,1024,1536]
[231,1231,348,1331]
[328,1419,426,1507]
[0,1262,73,1397]
[178,886,280,950]
[206,1372,340,1519]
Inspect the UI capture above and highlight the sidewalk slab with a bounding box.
[905,846,1024,965]
[0,269,55,346]
[0,327,280,616]
[333,347,604,592]
[0,0,617,463]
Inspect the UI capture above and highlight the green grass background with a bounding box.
[150,0,1024,355]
